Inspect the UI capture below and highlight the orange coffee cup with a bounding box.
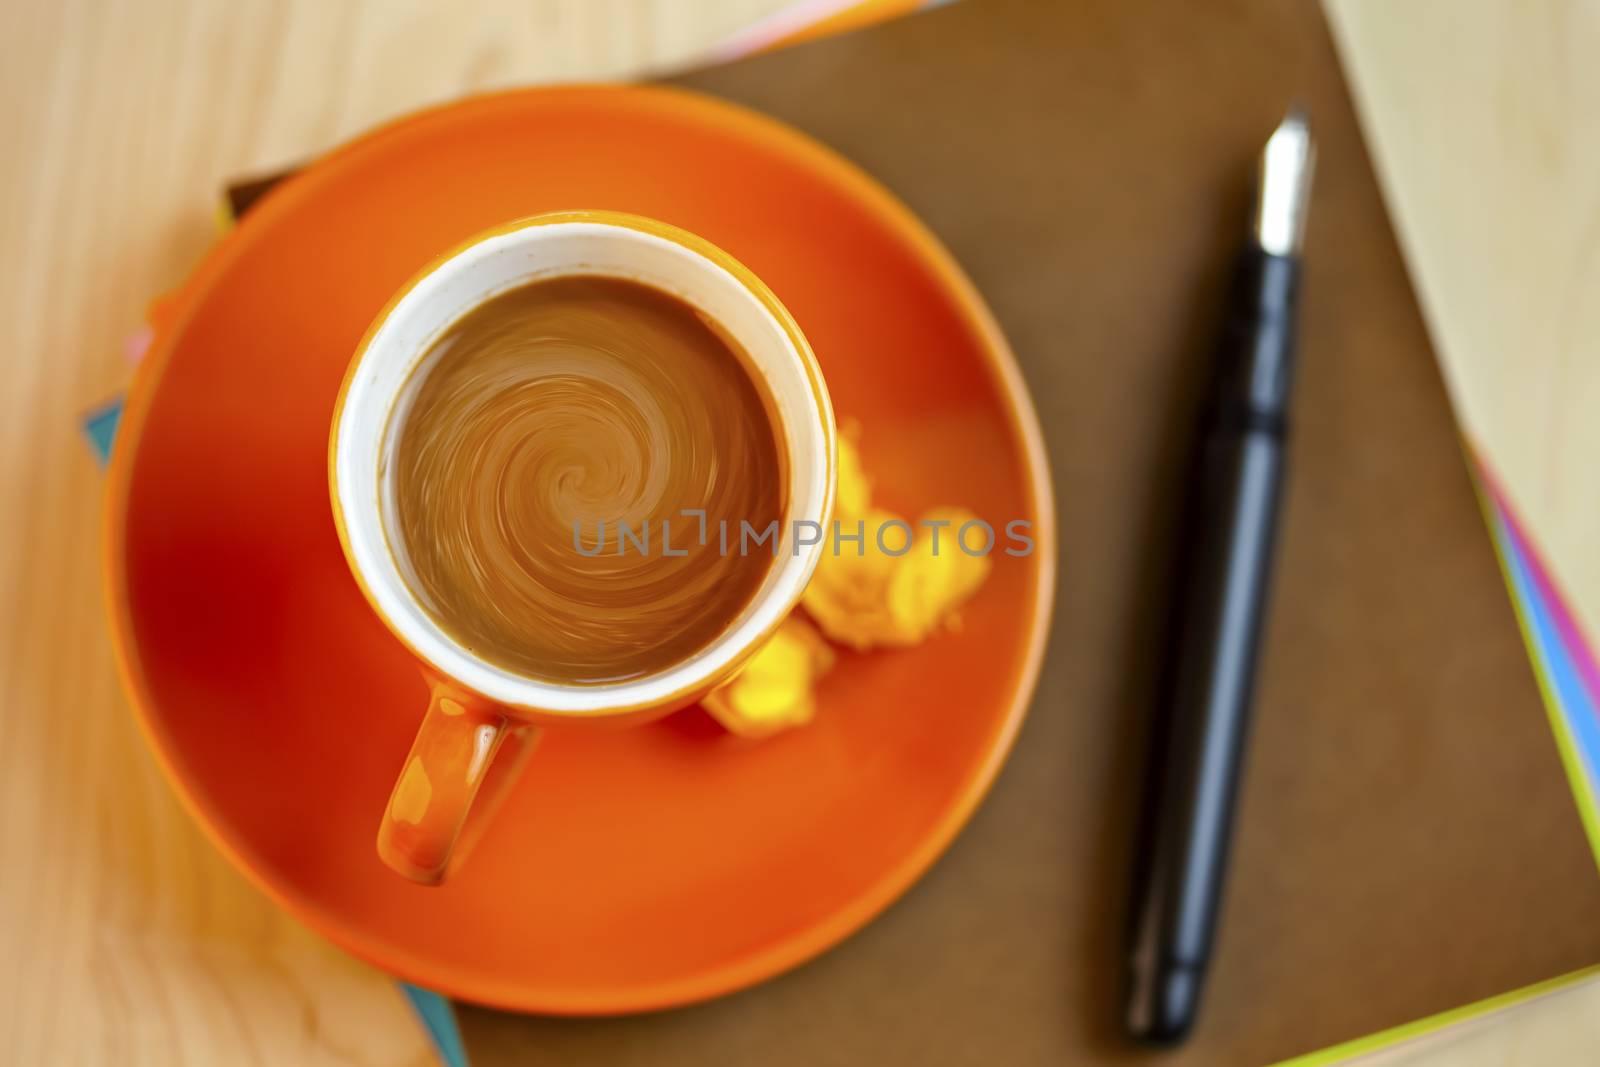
[330,211,836,884]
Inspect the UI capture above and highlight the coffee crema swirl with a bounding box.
[388,275,785,684]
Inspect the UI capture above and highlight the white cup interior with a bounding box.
[333,216,833,715]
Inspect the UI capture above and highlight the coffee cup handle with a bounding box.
[377,679,542,884]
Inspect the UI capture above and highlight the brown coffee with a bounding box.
[387,275,785,685]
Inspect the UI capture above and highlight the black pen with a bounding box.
[1124,108,1315,1045]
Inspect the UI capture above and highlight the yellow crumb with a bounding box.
[834,429,873,520]
[703,616,836,739]
[804,438,994,651]
[885,507,993,644]
[801,506,904,651]
[707,430,995,738]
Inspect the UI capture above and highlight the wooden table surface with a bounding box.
[0,0,1594,1063]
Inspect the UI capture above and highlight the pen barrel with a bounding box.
[1126,247,1298,1044]
[1214,249,1299,425]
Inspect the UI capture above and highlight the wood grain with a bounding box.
[0,2,785,1063]
[1325,0,1600,648]
[1326,973,1600,1065]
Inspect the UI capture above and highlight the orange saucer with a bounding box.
[105,85,1054,1013]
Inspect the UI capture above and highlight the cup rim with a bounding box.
[328,210,837,717]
